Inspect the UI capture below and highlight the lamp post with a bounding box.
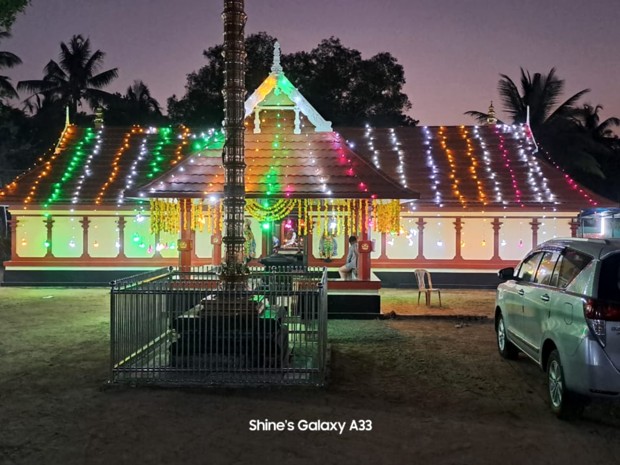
[221,0,247,283]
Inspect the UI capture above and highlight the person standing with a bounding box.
[339,236,358,280]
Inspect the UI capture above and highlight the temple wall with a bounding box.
[6,209,579,283]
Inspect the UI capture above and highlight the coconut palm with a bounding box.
[0,29,22,99]
[572,104,620,148]
[466,68,589,131]
[465,68,607,176]
[124,80,162,117]
[17,34,118,117]
[105,80,164,125]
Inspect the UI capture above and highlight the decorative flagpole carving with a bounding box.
[221,0,247,280]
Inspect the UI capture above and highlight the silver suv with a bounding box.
[495,238,620,418]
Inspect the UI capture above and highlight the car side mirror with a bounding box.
[498,267,515,281]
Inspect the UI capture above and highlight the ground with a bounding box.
[1,287,619,465]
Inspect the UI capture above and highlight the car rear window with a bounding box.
[598,253,620,302]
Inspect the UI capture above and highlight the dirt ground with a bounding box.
[1,287,620,465]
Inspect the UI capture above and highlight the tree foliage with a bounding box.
[0,29,21,100]
[0,0,29,30]
[18,34,118,119]
[105,80,165,126]
[466,68,620,200]
[168,33,416,128]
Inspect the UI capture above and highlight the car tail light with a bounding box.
[584,299,620,347]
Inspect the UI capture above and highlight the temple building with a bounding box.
[0,44,614,286]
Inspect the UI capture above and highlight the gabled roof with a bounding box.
[136,112,416,200]
[244,42,332,132]
[1,121,613,211]
[0,116,417,208]
[337,124,615,211]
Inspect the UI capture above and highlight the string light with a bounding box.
[494,126,523,208]
[389,128,408,188]
[459,126,487,207]
[171,125,190,165]
[71,128,102,205]
[118,135,149,206]
[95,127,141,205]
[44,128,96,208]
[438,126,467,208]
[23,125,75,208]
[472,125,504,204]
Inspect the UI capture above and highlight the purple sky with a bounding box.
[5,0,620,126]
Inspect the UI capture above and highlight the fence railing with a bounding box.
[110,266,328,387]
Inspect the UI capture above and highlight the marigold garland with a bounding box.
[148,197,399,237]
[246,199,296,222]
[372,199,401,234]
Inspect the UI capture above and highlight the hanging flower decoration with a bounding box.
[246,199,296,222]
[372,200,401,234]
[148,197,400,238]
[150,198,218,235]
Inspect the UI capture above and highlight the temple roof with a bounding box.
[137,112,416,200]
[0,116,417,209]
[2,42,613,212]
[337,124,614,211]
[1,120,613,212]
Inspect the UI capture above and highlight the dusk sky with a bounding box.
[5,0,620,126]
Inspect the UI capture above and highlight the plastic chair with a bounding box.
[414,269,442,306]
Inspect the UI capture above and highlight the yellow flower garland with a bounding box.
[148,197,400,237]
[246,199,296,222]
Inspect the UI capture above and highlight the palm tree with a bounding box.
[0,29,22,99]
[465,68,606,176]
[466,68,589,131]
[18,34,118,117]
[124,80,162,117]
[572,104,620,148]
[105,80,163,125]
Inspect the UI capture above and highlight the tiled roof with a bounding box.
[137,113,416,200]
[337,125,615,211]
[0,125,195,209]
[1,119,613,212]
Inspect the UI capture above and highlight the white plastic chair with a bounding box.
[414,269,442,307]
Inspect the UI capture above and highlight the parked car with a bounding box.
[495,238,620,418]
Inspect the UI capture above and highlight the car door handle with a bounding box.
[540,294,550,302]
[518,289,524,296]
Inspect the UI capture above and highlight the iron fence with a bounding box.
[110,266,328,387]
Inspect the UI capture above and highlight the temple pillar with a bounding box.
[211,206,223,265]
[153,232,162,258]
[44,216,54,258]
[569,218,579,238]
[117,216,127,259]
[530,218,540,246]
[453,217,463,260]
[492,218,503,260]
[9,217,19,260]
[80,216,91,258]
[178,199,193,271]
[357,205,372,280]
[416,217,426,260]
[379,232,387,260]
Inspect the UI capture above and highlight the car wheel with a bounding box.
[547,349,584,420]
[496,313,518,359]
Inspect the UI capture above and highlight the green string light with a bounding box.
[43,128,95,207]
